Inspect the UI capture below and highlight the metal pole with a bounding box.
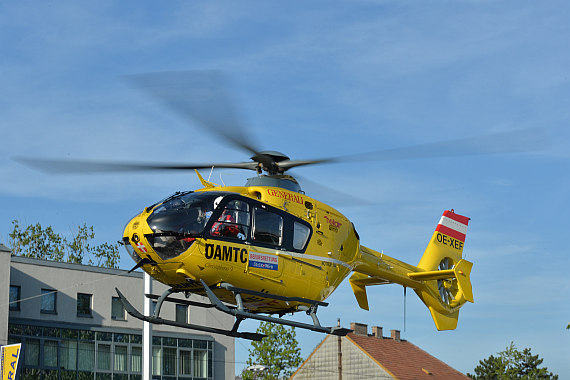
[337,318,342,380]
[143,272,153,380]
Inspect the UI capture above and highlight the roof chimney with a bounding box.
[350,322,368,336]
[371,326,383,338]
[391,329,401,342]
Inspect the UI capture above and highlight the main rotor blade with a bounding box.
[125,70,262,158]
[277,158,335,171]
[338,127,549,162]
[292,172,371,206]
[278,128,549,171]
[16,157,258,174]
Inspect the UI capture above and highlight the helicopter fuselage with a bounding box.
[123,183,360,314]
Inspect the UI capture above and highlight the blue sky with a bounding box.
[1,0,569,377]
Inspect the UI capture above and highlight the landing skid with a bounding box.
[115,288,265,341]
[115,281,351,341]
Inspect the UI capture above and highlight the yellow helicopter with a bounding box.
[118,168,473,341]
[20,70,545,340]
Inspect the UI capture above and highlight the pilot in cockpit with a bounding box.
[211,209,246,240]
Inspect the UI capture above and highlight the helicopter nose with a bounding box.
[123,210,197,263]
[122,213,153,264]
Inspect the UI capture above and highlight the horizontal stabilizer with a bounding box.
[408,259,474,303]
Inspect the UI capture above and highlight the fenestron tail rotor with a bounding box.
[437,258,458,306]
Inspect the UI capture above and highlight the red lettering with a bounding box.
[324,215,342,228]
[267,189,304,204]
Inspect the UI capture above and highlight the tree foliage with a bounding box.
[8,220,120,268]
[468,342,558,379]
[241,322,303,380]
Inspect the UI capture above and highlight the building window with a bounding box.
[24,338,40,366]
[114,345,128,372]
[61,340,78,370]
[131,346,142,373]
[10,324,214,379]
[152,347,162,376]
[77,293,92,317]
[175,304,188,324]
[194,349,208,378]
[78,342,95,370]
[163,347,177,376]
[97,343,111,371]
[43,340,59,368]
[40,289,57,314]
[111,297,125,321]
[180,349,192,375]
[9,285,21,311]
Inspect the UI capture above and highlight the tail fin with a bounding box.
[412,210,474,330]
[348,209,474,331]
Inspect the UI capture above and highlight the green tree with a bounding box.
[242,322,303,380]
[468,342,558,379]
[8,220,120,268]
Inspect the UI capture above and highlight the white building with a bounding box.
[1,244,235,380]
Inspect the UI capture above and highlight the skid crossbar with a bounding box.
[202,280,351,337]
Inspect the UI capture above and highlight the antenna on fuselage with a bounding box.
[208,166,214,181]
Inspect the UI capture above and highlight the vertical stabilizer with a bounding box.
[414,210,474,330]
[418,210,470,271]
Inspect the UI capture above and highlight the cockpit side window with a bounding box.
[202,196,311,252]
[210,200,250,241]
[293,222,311,250]
[253,207,283,246]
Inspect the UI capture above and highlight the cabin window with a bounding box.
[293,222,311,250]
[210,200,250,240]
[253,207,283,246]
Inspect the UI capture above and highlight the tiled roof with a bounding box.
[347,333,469,380]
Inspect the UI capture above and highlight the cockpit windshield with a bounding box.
[145,191,229,260]
[147,191,228,235]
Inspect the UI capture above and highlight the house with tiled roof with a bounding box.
[290,322,469,380]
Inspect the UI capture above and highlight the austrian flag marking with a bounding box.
[435,210,470,242]
[136,242,147,253]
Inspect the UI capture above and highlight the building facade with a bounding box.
[290,322,469,380]
[1,247,235,380]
